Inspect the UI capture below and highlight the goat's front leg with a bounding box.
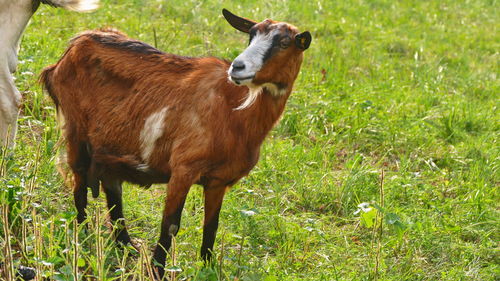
[201,185,227,262]
[152,171,194,279]
[102,177,131,245]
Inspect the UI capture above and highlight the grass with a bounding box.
[1,0,499,280]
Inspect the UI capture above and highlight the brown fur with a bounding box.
[40,17,309,277]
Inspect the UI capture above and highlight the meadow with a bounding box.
[1,0,498,280]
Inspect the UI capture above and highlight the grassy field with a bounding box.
[1,0,499,280]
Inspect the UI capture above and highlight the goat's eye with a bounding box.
[280,37,291,49]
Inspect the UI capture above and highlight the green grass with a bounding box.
[1,0,499,280]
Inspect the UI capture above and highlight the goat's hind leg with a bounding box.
[73,173,89,223]
[68,142,92,223]
[102,177,131,245]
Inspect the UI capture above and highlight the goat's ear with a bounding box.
[222,8,256,33]
[295,31,312,50]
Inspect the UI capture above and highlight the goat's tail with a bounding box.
[40,63,66,145]
[41,0,99,12]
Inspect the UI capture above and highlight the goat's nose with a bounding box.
[232,60,246,71]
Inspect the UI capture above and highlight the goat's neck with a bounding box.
[234,86,291,148]
[232,53,303,145]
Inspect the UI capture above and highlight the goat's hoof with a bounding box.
[16,265,36,280]
[115,234,132,245]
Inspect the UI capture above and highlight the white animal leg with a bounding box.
[0,67,21,147]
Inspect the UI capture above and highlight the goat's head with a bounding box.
[223,9,312,95]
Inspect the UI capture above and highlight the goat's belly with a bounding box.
[91,150,171,186]
[119,167,171,187]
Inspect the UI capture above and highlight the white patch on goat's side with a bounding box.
[140,107,168,163]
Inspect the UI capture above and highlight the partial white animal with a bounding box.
[0,0,98,146]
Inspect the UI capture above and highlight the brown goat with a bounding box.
[40,9,311,278]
